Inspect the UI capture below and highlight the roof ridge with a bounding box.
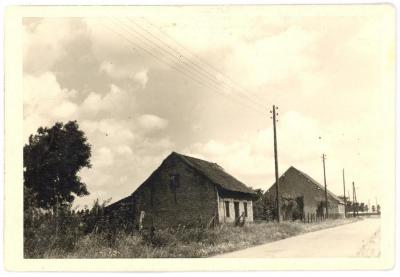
[174,152,218,165]
[173,152,255,195]
[288,166,342,202]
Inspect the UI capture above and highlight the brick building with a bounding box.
[106,152,256,228]
[264,166,345,219]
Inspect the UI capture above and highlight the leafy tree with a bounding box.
[252,188,264,201]
[24,121,92,211]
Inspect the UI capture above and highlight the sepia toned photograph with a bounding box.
[3,3,395,271]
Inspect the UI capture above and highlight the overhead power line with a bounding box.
[99,18,267,115]
[126,17,266,110]
[113,17,265,113]
[99,21,262,115]
[140,17,267,105]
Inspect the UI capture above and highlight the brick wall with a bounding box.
[132,155,218,228]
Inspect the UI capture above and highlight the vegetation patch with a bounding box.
[29,217,358,258]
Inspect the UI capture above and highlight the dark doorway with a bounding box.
[234,202,240,219]
[225,201,230,218]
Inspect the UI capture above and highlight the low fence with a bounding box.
[345,212,380,217]
[278,212,344,223]
[301,213,344,223]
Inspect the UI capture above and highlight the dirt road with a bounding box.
[215,217,380,258]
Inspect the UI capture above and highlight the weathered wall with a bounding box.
[132,155,219,228]
[265,167,345,217]
[217,196,254,223]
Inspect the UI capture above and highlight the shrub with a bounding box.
[24,209,85,258]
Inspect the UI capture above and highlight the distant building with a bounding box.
[105,152,256,228]
[264,166,345,219]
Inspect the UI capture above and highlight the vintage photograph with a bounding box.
[6,4,395,267]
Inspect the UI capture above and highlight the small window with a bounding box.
[244,202,248,217]
[225,201,230,217]
[169,174,180,203]
[170,174,179,184]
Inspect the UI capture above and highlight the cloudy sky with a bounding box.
[22,6,394,209]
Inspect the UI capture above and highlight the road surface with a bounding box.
[215,218,380,258]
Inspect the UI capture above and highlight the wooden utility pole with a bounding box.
[354,183,358,216]
[348,190,350,216]
[272,105,281,222]
[342,168,346,216]
[322,154,328,216]
[348,190,350,200]
[352,181,357,217]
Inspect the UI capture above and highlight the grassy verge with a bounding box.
[41,217,359,258]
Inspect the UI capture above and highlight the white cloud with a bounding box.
[50,101,79,119]
[223,26,319,91]
[23,18,84,74]
[23,72,78,139]
[99,61,149,89]
[99,61,122,78]
[137,114,169,131]
[80,92,102,116]
[116,145,133,155]
[102,84,131,111]
[80,118,136,146]
[80,84,135,118]
[134,69,149,89]
[93,147,114,167]
[185,111,326,187]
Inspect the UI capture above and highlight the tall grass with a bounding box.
[37,218,357,258]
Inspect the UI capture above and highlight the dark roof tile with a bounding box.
[173,152,256,195]
[286,166,343,203]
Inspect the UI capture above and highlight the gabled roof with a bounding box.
[284,166,344,204]
[172,152,256,195]
[107,152,256,208]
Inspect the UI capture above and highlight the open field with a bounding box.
[37,218,360,258]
